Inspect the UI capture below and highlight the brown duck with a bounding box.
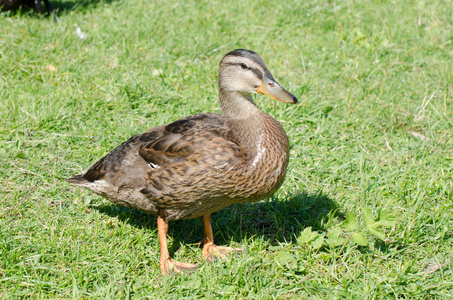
[68,49,298,275]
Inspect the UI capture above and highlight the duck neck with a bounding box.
[219,89,288,160]
[219,89,258,120]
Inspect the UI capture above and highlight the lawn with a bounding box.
[1,0,452,298]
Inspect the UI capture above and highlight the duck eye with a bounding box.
[240,63,248,69]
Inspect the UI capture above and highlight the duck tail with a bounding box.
[67,174,89,185]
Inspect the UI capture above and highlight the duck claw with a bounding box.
[161,257,199,276]
[202,242,242,262]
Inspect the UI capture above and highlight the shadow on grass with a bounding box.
[93,191,340,254]
[216,191,341,245]
[51,0,117,14]
[1,0,117,18]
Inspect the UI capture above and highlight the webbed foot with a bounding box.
[160,257,199,275]
[202,242,242,262]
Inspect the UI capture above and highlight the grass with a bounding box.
[1,0,452,298]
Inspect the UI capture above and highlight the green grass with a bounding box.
[1,0,452,298]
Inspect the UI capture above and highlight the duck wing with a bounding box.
[138,113,236,168]
[138,113,245,204]
[68,113,248,219]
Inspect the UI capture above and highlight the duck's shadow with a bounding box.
[51,0,117,14]
[1,0,117,18]
[94,191,340,253]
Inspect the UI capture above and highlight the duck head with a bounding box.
[218,49,298,105]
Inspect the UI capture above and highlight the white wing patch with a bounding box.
[148,162,159,169]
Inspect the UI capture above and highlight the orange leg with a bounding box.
[158,216,198,275]
[201,214,242,262]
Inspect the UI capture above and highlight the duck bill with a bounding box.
[256,76,298,104]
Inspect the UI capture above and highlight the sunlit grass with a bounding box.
[1,0,452,298]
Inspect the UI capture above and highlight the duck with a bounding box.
[68,49,298,275]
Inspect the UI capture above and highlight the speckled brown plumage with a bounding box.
[68,49,298,275]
